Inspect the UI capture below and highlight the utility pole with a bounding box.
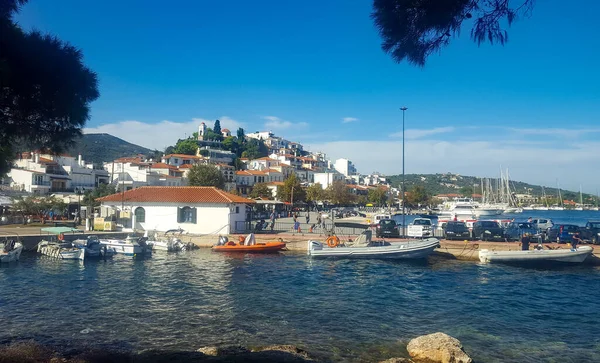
[400,106,408,237]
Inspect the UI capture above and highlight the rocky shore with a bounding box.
[0,333,472,363]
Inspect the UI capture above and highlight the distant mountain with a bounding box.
[387,173,597,203]
[68,133,153,165]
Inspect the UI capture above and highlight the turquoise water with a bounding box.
[1,249,599,362]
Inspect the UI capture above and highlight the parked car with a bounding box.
[407,218,433,238]
[505,222,538,241]
[546,224,580,243]
[530,218,554,232]
[472,220,505,241]
[443,221,471,240]
[376,219,400,238]
[579,221,600,244]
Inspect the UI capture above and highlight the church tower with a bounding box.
[198,122,207,141]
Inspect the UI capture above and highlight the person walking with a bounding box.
[520,233,531,251]
[571,232,583,250]
[305,212,310,225]
[269,210,276,232]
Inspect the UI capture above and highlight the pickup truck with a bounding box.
[579,221,600,244]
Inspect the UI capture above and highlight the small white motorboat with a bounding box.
[100,235,152,256]
[144,230,187,252]
[479,246,594,264]
[308,230,440,259]
[73,236,116,258]
[0,240,23,263]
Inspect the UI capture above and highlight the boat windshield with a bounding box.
[589,223,600,229]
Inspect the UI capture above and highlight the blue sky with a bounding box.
[15,0,600,192]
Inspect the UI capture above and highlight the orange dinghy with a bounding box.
[212,234,286,253]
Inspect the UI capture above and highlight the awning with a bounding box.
[48,175,71,180]
[41,227,82,234]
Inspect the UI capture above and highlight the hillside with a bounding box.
[68,133,153,164]
[387,173,597,204]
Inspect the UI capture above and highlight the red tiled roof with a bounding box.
[265,169,282,173]
[97,186,255,204]
[266,181,284,186]
[38,157,57,164]
[236,170,266,176]
[222,128,230,132]
[151,163,177,170]
[178,164,194,169]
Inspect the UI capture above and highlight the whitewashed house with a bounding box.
[97,186,254,234]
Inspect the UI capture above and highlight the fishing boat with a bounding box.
[307,230,440,259]
[37,227,85,261]
[0,240,23,263]
[72,236,116,258]
[99,235,152,256]
[212,233,286,253]
[479,246,593,264]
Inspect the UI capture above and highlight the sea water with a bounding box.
[1,246,599,362]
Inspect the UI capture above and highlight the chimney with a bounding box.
[78,154,83,166]
[34,153,39,164]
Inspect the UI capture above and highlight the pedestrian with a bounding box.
[527,217,532,223]
[269,211,276,231]
[520,233,531,251]
[453,214,458,221]
[305,213,310,224]
[293,220,300,233]
[571,232,583,250]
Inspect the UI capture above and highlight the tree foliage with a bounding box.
[11,195,67,218]
[83,183,116,208]
[241,138,268,160]
[371,0,535,66]
[172,138,198,155]
[306,183,324,203]
[236,127,245,141]
[0,0,99,174]
[405,185,431,208]
[187,164,225,189]
[213,119,222,138]
[368,187,388,206]
[277,174,306,203]
[249,182,272,199]
[326,181,355,205]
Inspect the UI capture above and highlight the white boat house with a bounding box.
[97,186,254,234]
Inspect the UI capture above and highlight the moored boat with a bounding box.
[307,230,440,259]
[37,240,85,260]
[99,235,152,256]
[212,234,286,253]
[0,240,23,263]
[479,246,593,264]
[72,236,116,258]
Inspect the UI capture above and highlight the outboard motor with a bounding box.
[218,236,228,246]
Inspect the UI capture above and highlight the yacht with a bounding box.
[439,198,501,219]
[99,235,152,256]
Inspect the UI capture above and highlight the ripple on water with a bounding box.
[1,250,600,362]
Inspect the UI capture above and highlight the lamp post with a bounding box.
[400,106,408,237]
[76,188,82,225]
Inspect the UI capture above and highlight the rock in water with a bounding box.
[379,358,414,363]
[196,345,249,356]
[406,332,472,363]
[252,345,312,360]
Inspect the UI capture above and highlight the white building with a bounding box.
[6,152,108,194]
[313,171,345,189]
[98,186,254,234]
[246,131,274,141]
[334,158,357,177]
[161,154,203,167]
[197,147,235,164]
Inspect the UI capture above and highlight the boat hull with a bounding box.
[0,243,23,263]
[38,243,85,260]
[308,238,440,259]
[479,246,593,264]
[212,242,286,253]
[100,239,151,256]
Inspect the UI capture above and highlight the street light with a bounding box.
[76,188,82,225]
[400,106,408,237]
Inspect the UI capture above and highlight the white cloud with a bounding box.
[342,117,359,123]
[83,116,243,150]
[506,127,600,138]
[308,134,600,194]
[263,116,308,130]
[390,126,455,139]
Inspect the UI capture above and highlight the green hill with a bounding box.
[387,173,597,204]
[68,133,153,165]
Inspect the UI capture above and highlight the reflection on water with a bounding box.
[1,250,600,362]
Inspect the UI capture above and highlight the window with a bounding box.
[174,158,179,164]
[178,206,197,223]
[134,207,146,223]
[236,206,240,214]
